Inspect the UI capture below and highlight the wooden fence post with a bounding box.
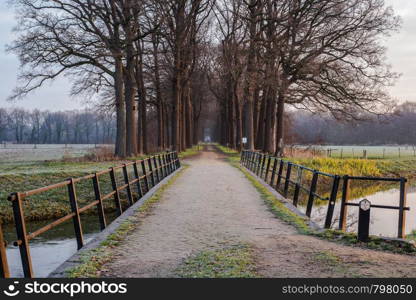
[305,172,318,217]
[249,152,254,171]
[10,193,33,278]
[68,178,84,250]
[264,156,271,182]
[338,176,350,231]
[292,167,302,207]
[270,158,278,186]
[163,154,168,174]
[276,160,284,190]
[133,162,144,199]
[153,156,160,183]
[260,154,266,178]
[0,222,10,278]
[122,164,134,205]
[283,163,292,198]
[170,153,176,171]
[110,168,123,215]
[92,174,107,230]
[255,153,261,175]
[148,158,156,188]
[324,175,340,229]
[158,155,165,179]
[168,153,174,172]
[141,160,150,193]
[163,154,170,175]
[398,178,407,238]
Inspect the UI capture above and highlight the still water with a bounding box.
[300,187,416,238]
[3,212,118,278]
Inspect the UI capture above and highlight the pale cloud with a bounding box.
[384,0,416,103]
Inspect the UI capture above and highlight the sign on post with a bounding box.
[242,137,247,144]
[358,199,371,242]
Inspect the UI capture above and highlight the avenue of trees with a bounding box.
[8,0,400,157]
[3,101,416,147]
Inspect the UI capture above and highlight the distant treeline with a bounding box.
[0,108,116,144]
[291,102,416,145]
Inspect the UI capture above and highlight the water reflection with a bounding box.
[3,212,118,277]
[299,186,416,238]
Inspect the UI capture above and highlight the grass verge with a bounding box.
[215,144,311,234]
[291,157,386,177]
[178,145,202,159]
[175,244,258,278]
[66,166,187,278]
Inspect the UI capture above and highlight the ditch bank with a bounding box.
[235,152,416,255]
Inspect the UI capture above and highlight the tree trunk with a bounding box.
[235,94,243,151]
[185,84,193,148]
[275,90,286,157]
[135,48,147,154]
[263,88,277,153]
[193,115,199,144]
[114,56,126,158]
[164,102,170,149]
[244,99,254,150]
[256,92,266,150]
[124,65,137,156]
[243,0,258,151]
[123,17,137,156]
[253,87,260,147]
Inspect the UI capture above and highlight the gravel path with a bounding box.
[102,146,416,278]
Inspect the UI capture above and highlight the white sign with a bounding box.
[242,137,248,144]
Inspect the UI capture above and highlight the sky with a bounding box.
[0,1,415,112]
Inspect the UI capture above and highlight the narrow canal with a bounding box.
[3,213,118,277]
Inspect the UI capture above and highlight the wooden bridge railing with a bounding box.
[0,151,180,278]
[241,150,409,239]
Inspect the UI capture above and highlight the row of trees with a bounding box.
[10,0,215,157]
[207,0,399,155]
[8,0,400,157]
[0,108,116,144]
[4,100,416,147]
[292,102,416,146]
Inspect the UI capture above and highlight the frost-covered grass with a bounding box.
[0,160,132,224]
[0,144,192,224]
[298,145,416,159]
[0,144,114,164]
[175,244,258,278]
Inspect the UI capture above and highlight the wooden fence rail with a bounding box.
[241,150,408,239]
[0,151,180,278]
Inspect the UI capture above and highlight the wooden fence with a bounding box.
[0,151,180,278]
[241,150,409,239]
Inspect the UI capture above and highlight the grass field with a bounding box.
[0,144,114,163]
[295,145,416,159]
[0,144,201,224]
